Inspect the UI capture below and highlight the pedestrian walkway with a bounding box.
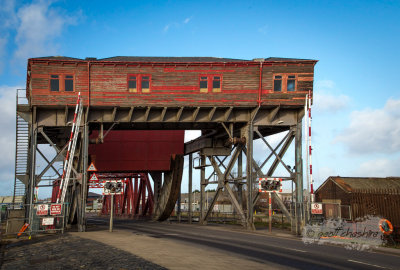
[73,228,284,270]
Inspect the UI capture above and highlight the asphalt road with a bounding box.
[88,217,400,270]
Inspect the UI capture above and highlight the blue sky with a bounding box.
[0,0,399,196]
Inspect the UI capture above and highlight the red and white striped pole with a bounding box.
[308,90,314,202]
[56,92,81,203]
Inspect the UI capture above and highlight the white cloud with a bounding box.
[13,0,78,61]
[315,166,337,183]
[185,130,201,142]
[0,0,17,74]
[352,157,400,177]
[335,98,400,154]
[313,79,350,113]
[314,93,350,113]
[315,79,335,89]
[0,85,21,195]
[258,25,268,35]
[0,37,7,74]
[163,24,170,32]
[163,16,192,33]
[0,0,18,28]
[183,17,192,24]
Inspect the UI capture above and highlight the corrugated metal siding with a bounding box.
[88,130,184,172]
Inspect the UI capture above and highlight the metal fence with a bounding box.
[1,202,68,237]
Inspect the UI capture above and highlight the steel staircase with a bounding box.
[13,90,29,205]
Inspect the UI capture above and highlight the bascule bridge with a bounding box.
[14,56,317,232]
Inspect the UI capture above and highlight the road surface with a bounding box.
[86,217,400,269]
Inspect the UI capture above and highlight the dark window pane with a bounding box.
[213,79,220,89]
[65,79,73,91]
[275,75,282,79]
[142,76,149,80]
[66,75,73,79]
[200,80,208,89]
[142,80,149,89]
[51,75,59,79]
[288,75,295,79]
[129,76,136,80]
[287,80,295,91]
[51,79,59,91]
[274,80,281,92]
[201,76,207,80]
[128,80,136,89]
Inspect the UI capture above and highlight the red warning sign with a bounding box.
[87,162,97,172]
[50,204,62,215]
[89,173,99,182]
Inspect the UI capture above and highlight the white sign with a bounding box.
[37,204,48,216]
[311,203,323,214]
[42,217,54,226]
[103,180,124,195]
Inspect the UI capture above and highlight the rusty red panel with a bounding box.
[88,130,184,172]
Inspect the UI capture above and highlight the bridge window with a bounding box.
[287,75,296,92]
[128,74,151,93]
[212,76,221,92]
[50,75,75,92]
[199,75,222,93]
[273,74,297,92]
[65,75,74,92]
[128,76,137,92]
[273,75,282,92]
[200,76,208,93]
[141,76,150,93]
[50,75,59,91]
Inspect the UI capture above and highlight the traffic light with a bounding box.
[259,178,282,192]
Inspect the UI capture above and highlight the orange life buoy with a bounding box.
[379,219,393,235]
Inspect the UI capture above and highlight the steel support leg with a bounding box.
[237,151,243,207]
[188,153,192,224]
[79,123,88,232]
[245,123,255,230]
[295,120,304,235]
[200,154,206,224]
[28,125,37,235]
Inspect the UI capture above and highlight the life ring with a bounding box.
[379,219,393,235]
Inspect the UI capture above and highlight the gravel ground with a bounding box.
[0,234,166,270]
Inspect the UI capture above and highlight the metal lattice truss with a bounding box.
[192,119,303,229]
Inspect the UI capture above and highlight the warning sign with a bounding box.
[311,203,323,214]
[42,217,54,226]
[36,204,48,216]
[87,162,97,172]
[89,173,99,182]
[50,204,62,215]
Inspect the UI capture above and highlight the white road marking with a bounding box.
[348,259,387,269]
[281,247,307,253]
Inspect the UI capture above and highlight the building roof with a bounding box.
[88,192,102,198]
[264,57,314,61]
[316,176,400,193]
[33,56,83,61]
[30,56,317,63]
[99,56,248,62]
